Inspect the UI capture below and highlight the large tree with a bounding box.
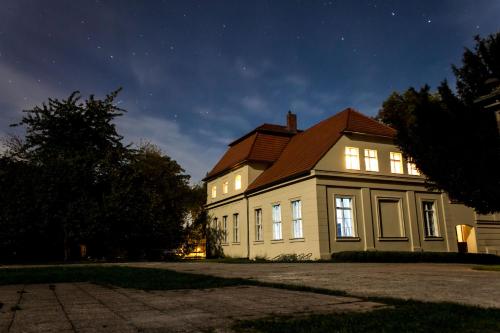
[378,33,500,214]
[0,90,194,261]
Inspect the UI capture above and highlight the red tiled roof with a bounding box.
[246,108,395,192]
[204,126,294,180]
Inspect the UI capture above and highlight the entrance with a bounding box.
[456,225,477,253]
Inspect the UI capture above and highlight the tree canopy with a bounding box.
[0,90,202,261]
[378,33,500,214]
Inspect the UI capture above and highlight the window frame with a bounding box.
[255,209,263,241]
[291,200,303,239]
[422,201,439,237]
[364,149,379,172]
[390,152,404,174]
[211,185,217,198]
[345,147,360,170]
[272,204,282,240]
[407,162,420,176]
[232,213,239,243]
[335,196,356,238]
[234,174,242,190]
[222,215,228,244]
[222,180,229,194]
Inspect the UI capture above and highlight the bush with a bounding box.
[331,251,500,265]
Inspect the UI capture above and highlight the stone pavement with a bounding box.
[126,262,500,308]
[0,283,384,333]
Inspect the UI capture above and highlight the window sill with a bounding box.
[336,237,361,242]
[424,236,444,241]
[253,240,264,245]
[221,243,230,246]
[289,238,305,242]
[377,237,409,242]
[232,242,241,245]
[271,239,284,244]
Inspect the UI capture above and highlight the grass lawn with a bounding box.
[473,265,500,272]
[234,301,500,333]
[0,265,249,290]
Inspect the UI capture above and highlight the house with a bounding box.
[204,108,500,260]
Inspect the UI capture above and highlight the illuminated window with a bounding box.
[336,197,355,237]
[423,201,439,237]
[272,204,282,240]
[222,181,229,194]
[345,147,360,170]
[233,214,239,243]
[390,152,403,174]
[222,216,228,243]
[234,174,242,190]
[292,200,303,238]
[255,209,263,241]
[211,185,217,198]
[407,162,420,176]
[364,149,379,172]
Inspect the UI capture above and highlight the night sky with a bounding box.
[1,1,499,181]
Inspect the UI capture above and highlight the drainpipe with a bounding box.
[245,195,250,259]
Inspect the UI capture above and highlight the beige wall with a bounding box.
[247,178,321,260]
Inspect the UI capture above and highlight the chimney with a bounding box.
[286,111,297,133]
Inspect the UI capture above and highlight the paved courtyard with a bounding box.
[0,282,383,333]
[127,262,500,308]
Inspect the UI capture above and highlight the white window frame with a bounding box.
[222,180,229,194]
[291,200,303,239]
[390,152,404,174]
[211,185,217,198]
[232,213,239,243]
[422,201,439,237]
[234,175,242,190]
[255,209,263,241]
[335,196,355,237]
[345,147,360,170]
[364,149,379,172]
[272,204,282,240]
[407,162,420,176]
[222,216,228,243]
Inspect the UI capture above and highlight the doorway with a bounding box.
[456,225,477,253]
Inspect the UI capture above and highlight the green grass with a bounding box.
[0,266,249,290]
[234,301,500,333]
[473,265,500,272]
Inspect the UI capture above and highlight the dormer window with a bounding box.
[211,185,217,198]
[345,147,360,170]
[223,181,229,194]
[364,149,379,172]
[235,174,242,190]
[407,162,420,176]
[390,152,403,174]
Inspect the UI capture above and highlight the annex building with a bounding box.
[204,108,500,260]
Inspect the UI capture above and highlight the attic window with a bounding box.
[407,162,420,176]
[235,175,242,190]
[223,181,229,194]
[211,185,217,198]
[390,152,403,174]
[364,149,379,172]
[345,147,360,170]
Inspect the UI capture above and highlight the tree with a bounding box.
[378,33,500,214]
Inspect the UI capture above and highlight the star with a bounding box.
[427,19,432,23]
[391,12,396,16]
[341,36,345,41]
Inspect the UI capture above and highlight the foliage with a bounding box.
[0,90,196,262]
[377,33,500,214]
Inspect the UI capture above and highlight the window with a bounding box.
[407,162,420,176]
[233,214,239,243]
[390,152,403,174]
[292,200,303,238]
[272,204,282,240]
[336,197,354,237]
[364,149,379,172]
[255,209,263,241]
[345,147,360,170]
[213,217,218,230]
[222,181,229,194]
[211,185,217,198]
[423,201,439,237]
[222,216,228,243]
[234,175,242,190]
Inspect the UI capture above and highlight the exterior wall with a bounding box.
[475,212,500,255]
[207,197,248,258]
[247,178,321,260]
